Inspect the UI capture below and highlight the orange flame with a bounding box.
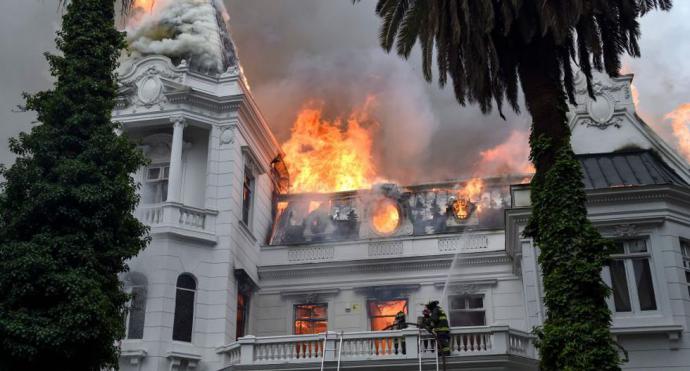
[452,178,484,219]
[371,199,400,235]
[276,201,288,218]
[132,0,156,12]
[476,130,534,177]
[307,201,322,214]
[665,103,690,163]
[630,83,640,108]
[282,98,378,193]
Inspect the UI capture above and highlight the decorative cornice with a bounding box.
[258,252,512,280]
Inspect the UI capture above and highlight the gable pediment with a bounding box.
[569,72,690,183]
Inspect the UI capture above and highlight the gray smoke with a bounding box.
[225,0,528,184]
[0,1,688,179]
[124,0,236,74]
[225,0,690,183]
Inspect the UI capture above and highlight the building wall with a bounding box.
[253,251,528,337]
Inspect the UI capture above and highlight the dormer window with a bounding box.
[144,163,170,203]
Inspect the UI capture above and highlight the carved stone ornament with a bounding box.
[580,93,623,130]
[613,224,638,238]
[574,71,627,98]
[128,64,181,109]
[219,126,235,145]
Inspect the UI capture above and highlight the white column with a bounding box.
[167,116,186,203]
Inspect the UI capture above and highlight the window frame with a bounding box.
[603,238,659,315]
[448,294,486,327]
[172,273,197,343]
[366,298,408,331]
[241,166,255,228]
[293,303,328,335]
[124,273,147,340]
[144,162,170,203]
[236,290,250,340]
[680,239,690,298]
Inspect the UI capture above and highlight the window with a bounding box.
[125,273,147,340]
[449,295,485,326]
[367,299,408,331]
[294,304,327,335]
[681,240,690,297]
[236,291,249,339]
[173,273,196,342]
[242,166,254,226]
[144,163,169,203]
[606,239,657,313]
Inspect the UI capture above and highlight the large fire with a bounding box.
[371,198,400,236]
[476,130,534,177]
[452,178,484,219]
[281,98,379,193]
[665,103,690,162]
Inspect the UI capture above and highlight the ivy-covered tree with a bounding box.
[357,1,671,370]
[0,0,147,369]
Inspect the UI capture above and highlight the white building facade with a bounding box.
[114,9,690,371]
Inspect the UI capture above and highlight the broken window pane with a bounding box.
[294,304,328,335]
[367,300,407,331]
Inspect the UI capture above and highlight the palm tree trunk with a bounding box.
[517,38,621,371]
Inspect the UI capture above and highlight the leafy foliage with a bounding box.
[360,1,672,370]
[0,0,148,369]
[362,0,671,115]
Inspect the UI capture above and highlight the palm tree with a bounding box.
[356,1,672,370]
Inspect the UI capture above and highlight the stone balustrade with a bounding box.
[217,326,535,368]
[136,202,218,244]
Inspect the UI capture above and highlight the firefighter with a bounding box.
[424,300,451,356]
[383,311,408,354]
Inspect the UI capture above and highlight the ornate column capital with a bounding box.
[170,115,187,128]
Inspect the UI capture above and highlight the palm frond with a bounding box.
[362,0,672,113]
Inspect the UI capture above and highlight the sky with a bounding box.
[1,1,689,184]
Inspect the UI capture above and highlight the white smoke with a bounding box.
[124,0,236,74]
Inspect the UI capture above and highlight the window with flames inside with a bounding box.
[368,299,408,331]
[294,304,328,335]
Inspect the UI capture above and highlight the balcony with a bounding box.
[217,326,537,370]
[136,202,218,244]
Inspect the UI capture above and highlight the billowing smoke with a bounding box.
[225,0,527,185]
[124,0,237,74]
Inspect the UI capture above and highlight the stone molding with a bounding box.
[438,235,489,252]
[287,246,335,262]
[259,252,511,280]
[368,241,403,257]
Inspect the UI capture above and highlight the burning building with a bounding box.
[115,2,690,371]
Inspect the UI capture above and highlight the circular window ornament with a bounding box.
[370,198,400,236]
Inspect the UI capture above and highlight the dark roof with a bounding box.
[577,150,688,190]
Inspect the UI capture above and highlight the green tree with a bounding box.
[358,1,671,370]
[0,0,147,369]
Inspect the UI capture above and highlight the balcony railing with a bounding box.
[217,326,535,368]
[136,202,217,243]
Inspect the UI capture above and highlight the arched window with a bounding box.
[173,273,196,342]
[125,272,147,340]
